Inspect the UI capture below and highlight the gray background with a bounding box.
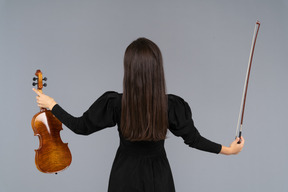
[1,0,287,191]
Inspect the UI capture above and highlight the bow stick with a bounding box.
[235,20,261,142]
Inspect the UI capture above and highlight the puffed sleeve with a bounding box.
[51,91,119,135]
[168,94,222,154]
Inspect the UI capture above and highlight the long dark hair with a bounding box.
[121,38,168,141]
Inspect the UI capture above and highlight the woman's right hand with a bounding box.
[220,137,245,155]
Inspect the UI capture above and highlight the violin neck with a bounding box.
[37,89,47,112]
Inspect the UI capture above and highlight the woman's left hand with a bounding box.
[229,136,245,155]
[220,136,245,155]
[32,88,57,110]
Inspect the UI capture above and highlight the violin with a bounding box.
[31,69,72,174]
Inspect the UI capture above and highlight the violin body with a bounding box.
[32,70,72,174]
[31,109,72,173]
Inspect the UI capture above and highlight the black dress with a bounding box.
[51,91,222,192]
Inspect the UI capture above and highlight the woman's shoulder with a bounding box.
[100,91,122,98]
[90,91,122,109]
[167,94,192,114]
[168,94,187,104]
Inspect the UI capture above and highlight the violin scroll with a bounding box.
[32,70,47,90]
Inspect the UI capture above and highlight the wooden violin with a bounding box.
[31,69,72,174]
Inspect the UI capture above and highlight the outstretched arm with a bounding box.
[220,137,245,155]
[32,88,118,135]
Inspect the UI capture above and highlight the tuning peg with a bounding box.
[33,77,38,81]
[43,83,47,87]
[43,77,47,81]
[32,82,37,86]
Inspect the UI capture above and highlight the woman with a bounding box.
[33,37,244,192]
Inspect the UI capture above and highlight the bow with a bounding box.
[235,21,261,143]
